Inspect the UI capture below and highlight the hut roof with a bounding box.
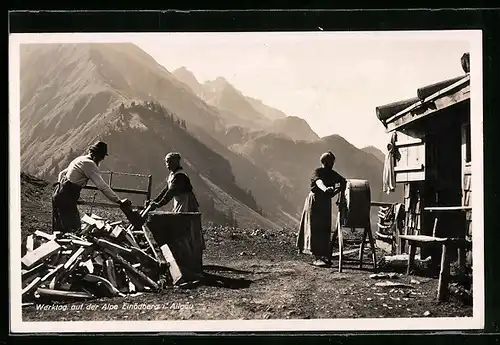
[376,52,471,131]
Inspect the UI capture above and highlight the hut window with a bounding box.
[464,123,471,163]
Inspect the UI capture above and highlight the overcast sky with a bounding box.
[134,33,469,151]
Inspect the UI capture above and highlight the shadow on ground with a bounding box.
[200,265,253,289]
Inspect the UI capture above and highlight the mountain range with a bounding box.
[19,43,401,230]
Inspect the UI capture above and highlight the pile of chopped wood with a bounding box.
[21,213,171,303]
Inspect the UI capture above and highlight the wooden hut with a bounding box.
[375,53,472,266]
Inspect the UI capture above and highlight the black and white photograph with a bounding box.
[9,30,484,333]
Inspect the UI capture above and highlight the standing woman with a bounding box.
[149,152,200,213]
[296,151,347,267]
[149,152,205,286]
[149,152,204,249]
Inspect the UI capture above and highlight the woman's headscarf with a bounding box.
[165,152,181,161]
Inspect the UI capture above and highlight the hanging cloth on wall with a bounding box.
[382,132,400,194]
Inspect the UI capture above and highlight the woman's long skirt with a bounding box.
[296,192,332,258]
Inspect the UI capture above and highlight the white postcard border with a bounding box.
[8,30,485,333]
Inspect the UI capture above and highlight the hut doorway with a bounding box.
[422,108,467,262]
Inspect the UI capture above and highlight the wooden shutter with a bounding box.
[394,133,425,182]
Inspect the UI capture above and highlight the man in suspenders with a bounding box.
[52,141,131,234]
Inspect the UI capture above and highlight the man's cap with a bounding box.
[89,141,108,156]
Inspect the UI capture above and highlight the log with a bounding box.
[79,258,95,274]
[131,247,159,267]
[94,220,105,230]
[49,250,62,266]
[26,235,34,252]
[22,262,46,279]
[63,247,86,270]
[125,271,145,292]
[54,246,93,288]
[83,274,123,297]
[417,75,465,100]
[142,225,168,270]
[94,238,133,255]
[330,248,359,258]
[36,288,95,301]
[376,97,419,123]
[103,248,159,291]
[57,238,92,247]
[40,264,64,283]
[110,225,124,238]
[93,253,105,266]
[21,240,61,268]
[160,243,182,285]
[123,231,140,249]
[104,257,118,288]
[71,239,93,247]
[81,214,96,225]
[34,230,57,241]
[22,277,42,298]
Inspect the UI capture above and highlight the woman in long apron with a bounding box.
[149,152,204,286]
[296,151,347,267]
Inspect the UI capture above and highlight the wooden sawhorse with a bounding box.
[330,212,377,273]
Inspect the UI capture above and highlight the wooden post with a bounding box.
[432,217,439,237]
[367,224,377,270]
[146,175,152,200]
[437,243,450,301]
[109,171,114,186]
[407,244,417,275]
[337,217,343,273]
[359,227,367,269]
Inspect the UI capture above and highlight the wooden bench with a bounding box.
[399,234,470,301]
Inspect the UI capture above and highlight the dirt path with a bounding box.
[22,255,471,321]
